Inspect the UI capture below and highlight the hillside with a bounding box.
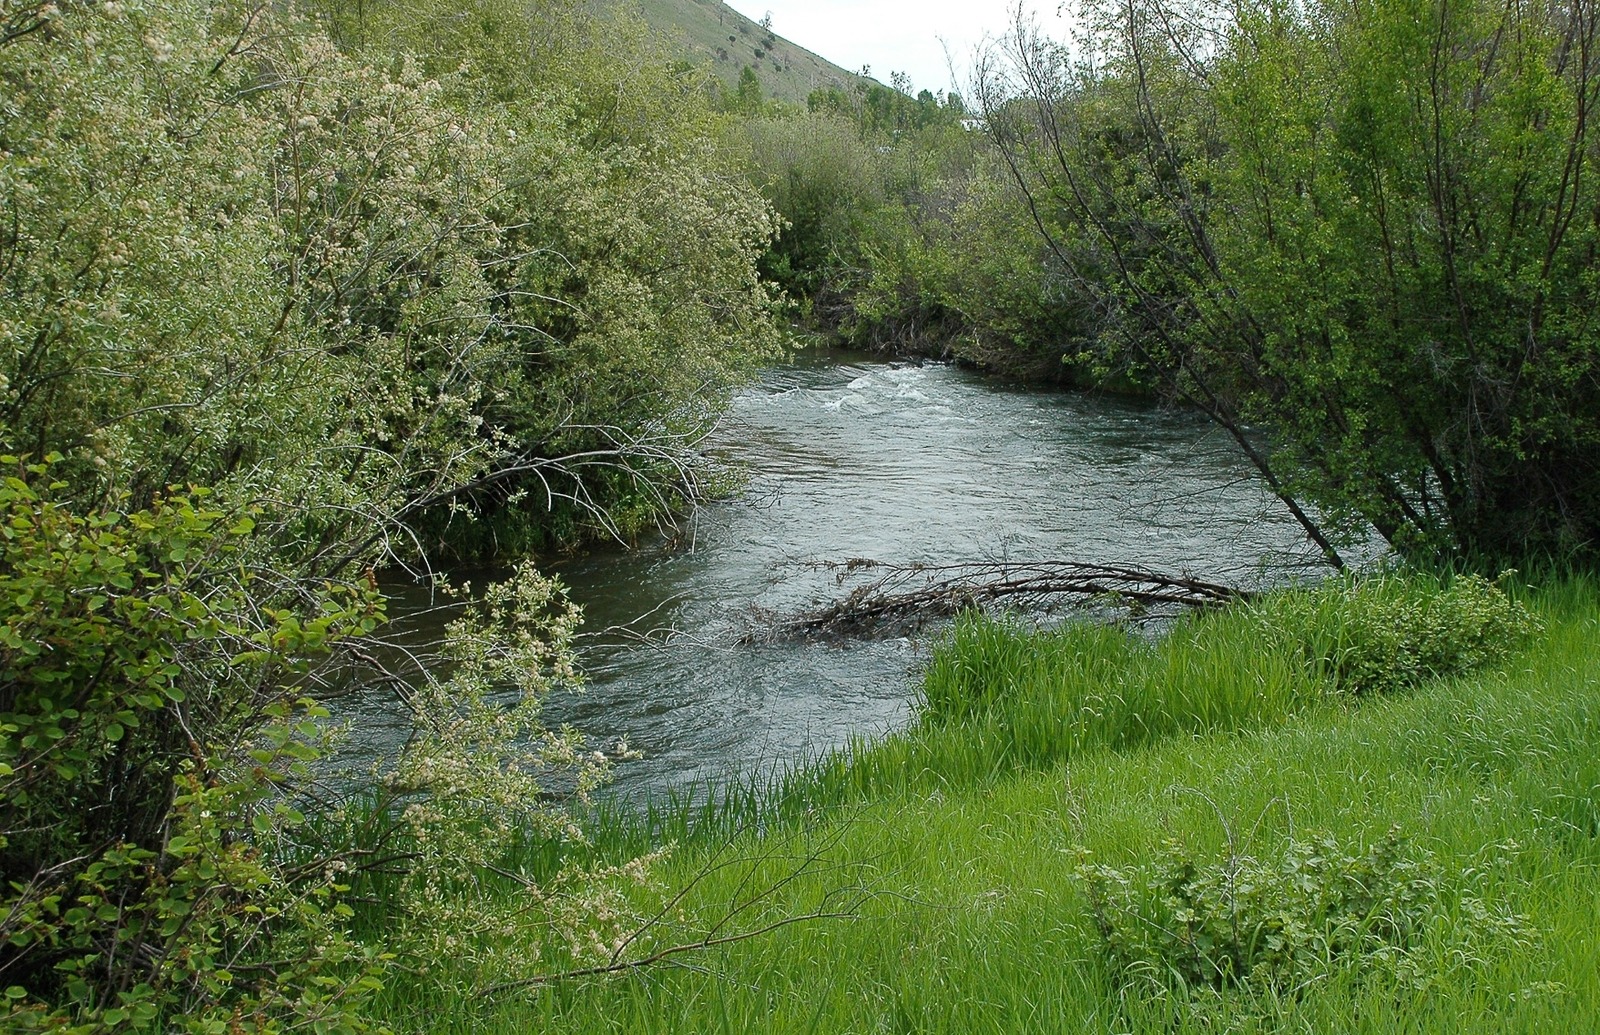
[606,0,866,106]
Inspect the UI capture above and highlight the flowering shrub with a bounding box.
[0,0,780,1024]
[0,0,780,560]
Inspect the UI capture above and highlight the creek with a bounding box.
[362,349,1320,799]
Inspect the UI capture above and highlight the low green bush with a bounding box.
[1255,571,1542,696]
[0,461,387,1031]
[1079,829,1519,996]
[922,572,1542,733]
[0,461,637,1030]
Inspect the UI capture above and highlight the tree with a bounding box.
[312,0,785,556]
[746,79,1077,369]
[981,0,1600,566]
[737,63,766,113]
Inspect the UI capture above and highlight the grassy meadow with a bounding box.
[371,575,1600,1033]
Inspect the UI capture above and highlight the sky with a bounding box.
[722,1,1054,98]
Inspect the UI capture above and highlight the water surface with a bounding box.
[373,351,1320,797]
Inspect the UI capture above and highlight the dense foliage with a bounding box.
[1081,830,1478,994]
[0,463,389,1029]
[1,0,780,560]
[0,0,781,1026]
[733,75,1093,380]
[980,0,1600,564]
[2,0,1592,1025]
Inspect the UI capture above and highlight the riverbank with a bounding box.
[368,573,1599,1032]
[378,351,1312,802]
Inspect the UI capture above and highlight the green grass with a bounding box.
[369,575,1599,1033]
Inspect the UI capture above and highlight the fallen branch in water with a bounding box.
[752,559,1254,641]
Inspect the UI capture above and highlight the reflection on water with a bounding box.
[354,350,1322,799]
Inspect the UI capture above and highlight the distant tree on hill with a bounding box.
[736,64,764,113]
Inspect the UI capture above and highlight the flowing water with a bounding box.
[365,349,1322,799]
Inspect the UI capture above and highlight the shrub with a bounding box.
[0,0,779,1024]
[0,460,387,1030]
[0,458,648,1028]
[1079,829,1513,996]
[1254,572,1542,696]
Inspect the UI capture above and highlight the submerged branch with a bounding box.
[754,559,1253,641]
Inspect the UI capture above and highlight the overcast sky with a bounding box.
[722,2,1054,97]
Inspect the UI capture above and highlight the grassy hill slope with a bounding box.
[606,0,865,106]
